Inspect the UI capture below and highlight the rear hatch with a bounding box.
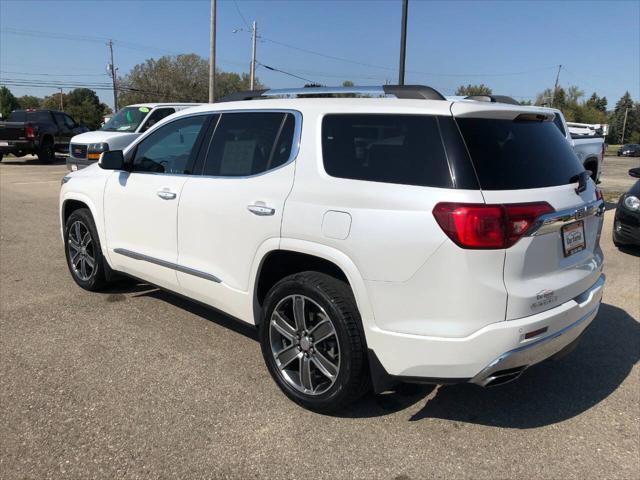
[451,102,604,320]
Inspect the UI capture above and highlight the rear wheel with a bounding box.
[37,138,54,163]
[64,208,109,291]
[260,272,369,412]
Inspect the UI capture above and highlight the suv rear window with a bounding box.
[322,114,453,188]
[456,117,584,190]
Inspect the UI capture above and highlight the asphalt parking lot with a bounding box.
[1,156,638,479]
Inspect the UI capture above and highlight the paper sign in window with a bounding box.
[220,140,256,175]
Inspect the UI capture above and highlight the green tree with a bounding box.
[519,99,533,106]
[455,84,492,96]
[0,86,20,118]
[17,95,42,109]
[608,92,638,144]
[41,88,110,129]
[117,54,263,105]
[586,92,607,112]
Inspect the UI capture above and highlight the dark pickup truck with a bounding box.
[0,110,88,163]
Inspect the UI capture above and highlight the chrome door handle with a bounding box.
[247,203,275,216]
[157,189,177,200]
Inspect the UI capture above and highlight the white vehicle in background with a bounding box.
[567,121,608,137]
[60,85,605,411]
[550,109,606,182]
[67,103,201,170]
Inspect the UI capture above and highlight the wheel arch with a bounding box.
[584,157,599,182]
[251,238,375,332]
[60,193,110,264]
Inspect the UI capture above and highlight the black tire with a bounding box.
[64,208,109,291]
[37,137,54,163]
[0,153,3,162]
[260,271,369,412]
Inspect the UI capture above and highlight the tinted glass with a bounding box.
[456,117,584,190]
[8,111,25,122]
[553,113,566,136]
[132,115,207,174]
[203,112,294,176]
[27,111,52,123]
[322,114,452,188]
[53,112,66,127]
[63,115,76,128]
[140,108,176,132]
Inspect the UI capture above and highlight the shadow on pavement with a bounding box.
[615,245,640,257]
[105,279,639,423]
[407,303,638,428]
[0,155,67,166]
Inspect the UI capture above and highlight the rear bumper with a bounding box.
[0,139,37,153]
[366,274,605,391]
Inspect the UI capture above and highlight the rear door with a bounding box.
[176,111,298,319]
[452,104,604,320]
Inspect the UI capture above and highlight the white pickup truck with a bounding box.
[67,103,201,170]
[549,108,605,182]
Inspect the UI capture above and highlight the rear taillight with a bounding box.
[433,202,554,249]
[595,189,603,201]
[25,125,35,138]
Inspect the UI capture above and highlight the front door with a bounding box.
[103,114,211,290]
[176,111,299,320]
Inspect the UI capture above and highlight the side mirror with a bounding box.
[99,150,126,170]
[629,167,640,179]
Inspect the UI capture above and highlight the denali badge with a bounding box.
[531,289,557,310]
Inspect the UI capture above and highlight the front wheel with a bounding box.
[64,208,109,291]
[260,272,369,412]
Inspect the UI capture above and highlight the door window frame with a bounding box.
[124,113,216,176]
[195,109,303,178]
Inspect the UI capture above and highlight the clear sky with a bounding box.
[1,0,638,109]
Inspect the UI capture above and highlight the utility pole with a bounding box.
[249,21,257,90]
[108,40,118,111]
[398,0,408,85]
[209,0,217,102]
[551,64,562,107]
[58,88,63,111]
[620,107,629,144]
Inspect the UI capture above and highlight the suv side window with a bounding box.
[202,112,295,176]
[140,108,176,132]
[321,114,452,188]
[53,112,68,128]
[63,114,76,128]
[132,115,208,174]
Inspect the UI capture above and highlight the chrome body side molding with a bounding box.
[113,248,221,283]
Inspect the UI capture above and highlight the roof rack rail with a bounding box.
[218,85,446,102]
[464,95,520,106]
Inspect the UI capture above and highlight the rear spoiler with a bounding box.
[464,95,520,106]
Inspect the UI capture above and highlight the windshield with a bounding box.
[101,106,150,132]
[456,117,584,190]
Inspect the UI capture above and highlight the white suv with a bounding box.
[59,85,605,411]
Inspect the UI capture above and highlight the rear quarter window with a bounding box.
[321,114,453,188]
[456,117,584,190]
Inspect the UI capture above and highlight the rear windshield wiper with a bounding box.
[570,171,590,193]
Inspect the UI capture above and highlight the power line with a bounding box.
[232,0,251,30]
[0,70,109,77]
[256,62,320,85]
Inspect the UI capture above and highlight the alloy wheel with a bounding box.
[269,294,341,395]
[67,220,96,281]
